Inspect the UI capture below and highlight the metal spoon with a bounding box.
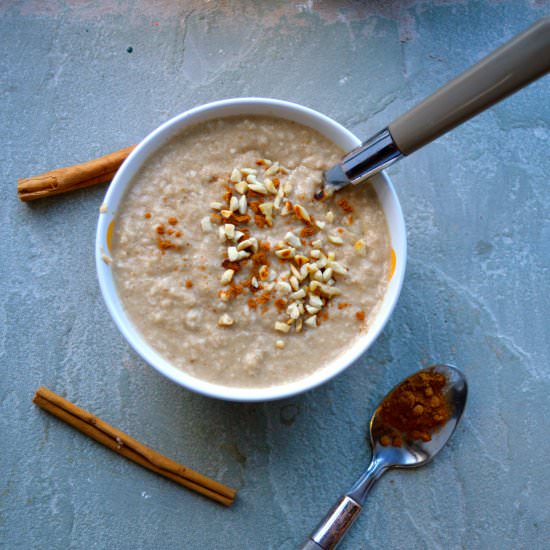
[320,17,550,195]
[300,364,468,550]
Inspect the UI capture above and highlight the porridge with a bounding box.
[110,116,392,388]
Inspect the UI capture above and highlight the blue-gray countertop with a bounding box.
[1,1,549,548]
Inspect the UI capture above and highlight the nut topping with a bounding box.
[284,231,302,249]
[238,237,258,252]
[289,288,306,301]
[218,314,234,327]
[277,281,292,293]
[229,196,239,212]
[264,178,278,194]
[304,315,317,328]
[235,181,248,194]
[275,321,291,333]
[294,204,311,224]
[224,223,236,240]
[238,195,248,214]
[265,162,280,176]
[309,295,324,308]
[212,159,356,337]
[220,269,235,285]
[248,182,268,195]
[230,168,242,182]
[275,247,296,260]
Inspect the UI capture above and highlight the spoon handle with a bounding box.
[389,16,550,156]
[299,496,362,550]
[300,458,387,549]
[324,17,550,189]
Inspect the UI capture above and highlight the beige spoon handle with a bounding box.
[389,17,550,155]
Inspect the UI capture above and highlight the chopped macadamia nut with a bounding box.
[275,248,296,259]
[264,179,278,194]
[218,314,235,326]
[238,195,247,214]
[228,246,239,261]
[284,232,302,248]
[294,204,311,224]
[309,294,324,308]
[260,202,273,218]
[220,269,235,285]
[289,288,306,301]
[304,315,317,328]
[287,302,300,320]
[235,181,248,194]
[224,224,235,239]
[248,183,268,194]
[329,261,348,275]
[275,321,291,333]
[277,281,292,293]
[237,238,257,252]
[230,168,242,182]
[328,234,344,245]
[236,250,250,260]
[265,162,280,176]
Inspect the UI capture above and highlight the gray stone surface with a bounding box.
[1,1,549,549]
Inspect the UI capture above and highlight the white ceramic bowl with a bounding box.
[96,98,406,402]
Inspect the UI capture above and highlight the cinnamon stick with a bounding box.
[18,146,135,202]
[33,387,236,506]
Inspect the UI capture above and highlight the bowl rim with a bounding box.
[96,97,407,402]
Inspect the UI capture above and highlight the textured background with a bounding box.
[1,1,549,549]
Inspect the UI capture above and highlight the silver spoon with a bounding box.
[320,17,550,195]
[300,364,468,550]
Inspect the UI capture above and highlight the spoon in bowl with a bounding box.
[300,364,468,550]
[319,17,550,196]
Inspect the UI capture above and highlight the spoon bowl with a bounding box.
[301,364,468,550]
[370,364,467,469]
